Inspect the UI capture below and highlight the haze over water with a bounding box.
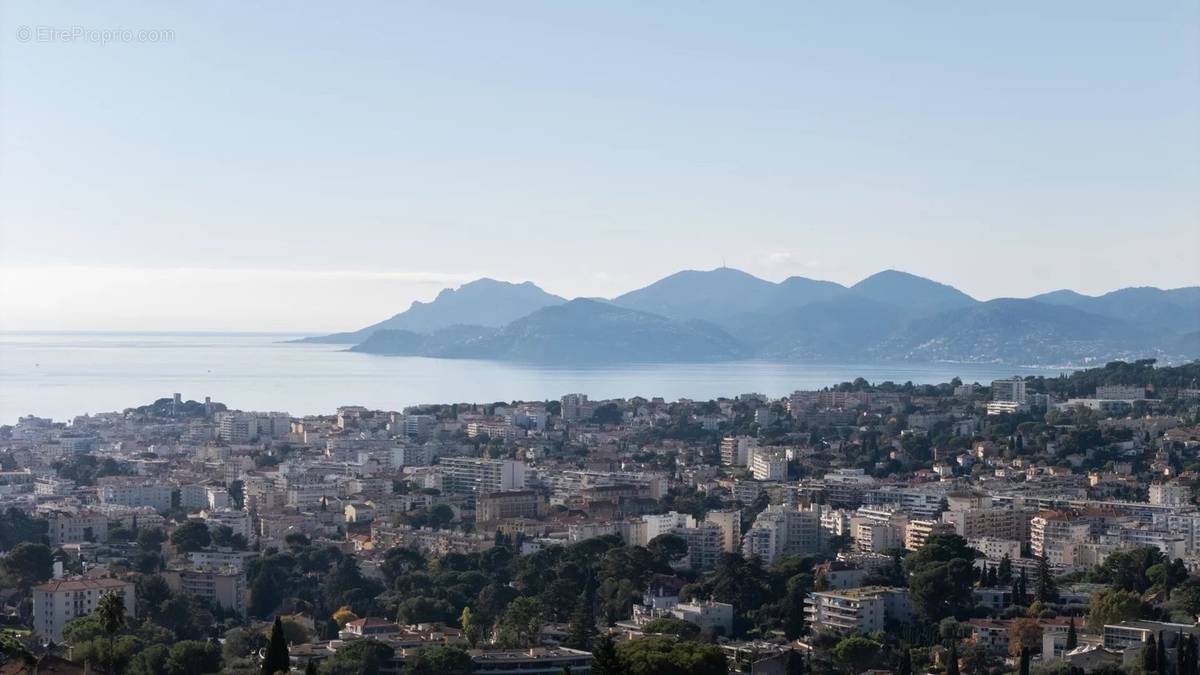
[0,333,1066,424]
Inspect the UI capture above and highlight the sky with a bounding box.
[1,1,1197,332]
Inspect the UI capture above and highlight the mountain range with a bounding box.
[300,269,1200,366]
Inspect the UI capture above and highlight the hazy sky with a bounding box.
[2,1,1197,331]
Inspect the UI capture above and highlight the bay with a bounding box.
[0,332,1063,423]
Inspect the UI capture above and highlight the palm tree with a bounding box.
[96,591,127,672]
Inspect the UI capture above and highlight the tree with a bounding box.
[497,597,545,648]
[1157,631,1167,675]
[167,640,222,675]
[910,558,977,621]
[897,649,912,675]
[1,542,53,588]
[833,636,880,674]
[1035,555,1058,603]
[96,591,127,672]
[565,576,598,650]
[640,617,701,640]
[906,534,977,621]
[1087,588,1144,630]
[646,534,688,567]
[998,554,1013,584]
[945,640,960,675]
[1019,647,1031,675]
[0,508,48,550]
[593,634,625,675]
[1065,616,1077,650]
[170,521,212,553]
[616,636,726,675]
[1141,633,1159,675]
[261,615,290,675]
[332,606,359,628]
[1009,618,1043,658]
[783,582,807,640]
[407,646,474,675]
[320,638,394,675]
[460,606,481,648]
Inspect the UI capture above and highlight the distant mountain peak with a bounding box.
[302,277,564,343]
[850,269,977,315]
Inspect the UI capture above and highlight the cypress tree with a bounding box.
[592,634,624,675]
[1158,631,1168,675]
[786,650,806,675]
[1179,632,1187,675]
[565,575,598,650]
[1143,634,1159,675]
[946,640,960,675]
[261,615,290,675]
[998,554,1013,584]
[1065,616,1078,650]
[897,648,912,675]
[1036,555,1057,603]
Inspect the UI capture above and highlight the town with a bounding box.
[1,359,1200,675]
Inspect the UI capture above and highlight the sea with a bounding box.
[0,332,1067,424]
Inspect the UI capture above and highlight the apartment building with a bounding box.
[720,435,756,467]
[941,506,1031,542]
[439,457,526,497]
[1031,511,1094,565]
[992,378,1028,404]
[704,509,742,553]
[163,567,246,616]
[805,586,912,633]
[850,507,908,554]
[750,448,788,481]
[47,511,109,545]
[32,577,136,642]
[476,490,543,523]
[97,477,173,512]
[1148,481,1190,507]
[905,519,956,551]
[742,504,823,563]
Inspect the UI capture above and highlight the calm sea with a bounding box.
[0,332,1063,424]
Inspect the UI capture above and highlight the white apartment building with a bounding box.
[47,511,109,545]
[970,537,1022,561]
[97,478,173,512]
[991,378,1028,404]
[743,504,823,563]
[750,448,788,481]
[850,507,909,554]
[672,600,734,635]
[1149,482,1190,507]
[905,519,956,551]
[33,578,135,642]
[805,586,912,633]
[1031,512,1093,566]
[941,506,1030,542]
[438,457,526,496]
[199,509,252,538]
[34,476,75,497]
[720,436,756,466]
[189,548,258,573]
[163,567,246,616]
[1095,385,1146,400]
